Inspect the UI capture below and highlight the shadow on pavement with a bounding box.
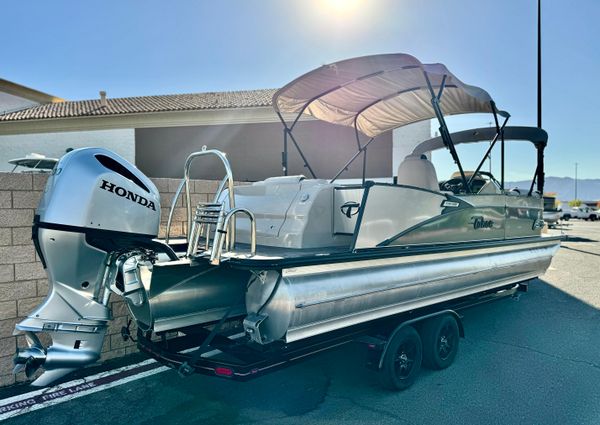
[562,236,598,243]
[561,245,600,257]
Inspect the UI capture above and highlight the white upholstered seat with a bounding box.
[397,154,439,192]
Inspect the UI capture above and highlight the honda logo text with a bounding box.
[99,180,156,211]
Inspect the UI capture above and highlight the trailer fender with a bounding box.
[377,309,464,370]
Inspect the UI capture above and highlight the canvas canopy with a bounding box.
[8,153,58,171]
[273,54,497,138]
[411,126,548,156]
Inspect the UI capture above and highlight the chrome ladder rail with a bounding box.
[165,146,256,263]
[188,202,224,257]
[165,146,235,249]
[210,208,256,265]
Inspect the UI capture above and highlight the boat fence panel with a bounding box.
[354,185,445,249]
[333,187,364,235]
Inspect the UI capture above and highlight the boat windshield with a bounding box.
[413,126,548,194]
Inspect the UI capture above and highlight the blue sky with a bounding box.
[3,0,599,179]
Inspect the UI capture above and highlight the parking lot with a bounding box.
[1,221,599,425]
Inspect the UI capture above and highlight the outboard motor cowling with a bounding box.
[14,148,160,386]
[36,148,160,235]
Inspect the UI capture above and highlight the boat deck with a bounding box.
[165,237,350,261]
[163,235,563,270]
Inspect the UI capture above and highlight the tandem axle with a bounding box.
[135,283,525,391]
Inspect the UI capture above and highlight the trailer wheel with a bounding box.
[379,325,422,390]
[421,314,459,370]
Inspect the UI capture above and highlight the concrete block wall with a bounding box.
[0,172,224,387]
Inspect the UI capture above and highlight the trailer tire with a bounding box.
[421,314,459,370]
[379,325,422,391]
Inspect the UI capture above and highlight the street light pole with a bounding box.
[537,0,542,129]
[575,162,578,201]
[488,121,492,173]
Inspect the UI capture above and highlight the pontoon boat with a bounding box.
[13,54,561,388]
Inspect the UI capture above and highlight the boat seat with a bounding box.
[397,154,439,192]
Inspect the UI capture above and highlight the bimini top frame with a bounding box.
[412,126,548,194]
[272,53,510,190]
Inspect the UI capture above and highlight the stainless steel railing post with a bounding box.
[210,208,256,266]
[164,147,236,249]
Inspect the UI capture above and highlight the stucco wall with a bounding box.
[135,120,393,181]
[0,172,221,387]
[0,129,135,173]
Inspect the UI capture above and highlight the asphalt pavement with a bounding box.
[2,221,599,425]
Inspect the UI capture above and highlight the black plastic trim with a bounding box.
[31,215,46,269]
[36,221,178,260]
[37,221,155,239]
[227,235,562,270]
[349,184,371,250]
[95,154,150,193]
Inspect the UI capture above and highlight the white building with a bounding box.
[0,80,430,180]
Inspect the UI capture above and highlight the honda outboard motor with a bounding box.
[13,148,160,386]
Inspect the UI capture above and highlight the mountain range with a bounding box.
[507,177,600,201]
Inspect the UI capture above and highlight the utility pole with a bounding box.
[575,162,578,201]
[488,121,492,173]
[537,0,542,129]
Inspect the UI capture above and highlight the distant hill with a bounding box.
[506,177,600,201]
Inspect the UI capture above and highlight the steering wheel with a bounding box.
[471,171,501,188]
[441,171,501,194]
[441,178,464,194]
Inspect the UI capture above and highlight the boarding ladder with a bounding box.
[165,146,256,265]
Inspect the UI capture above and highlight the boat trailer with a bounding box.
[133,283,526,390]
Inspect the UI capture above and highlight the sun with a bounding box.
[321,0,363,16]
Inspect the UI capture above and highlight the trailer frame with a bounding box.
[135,282,527,387]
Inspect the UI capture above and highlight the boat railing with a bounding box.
[165,147,235,251]
[209,208,256,265]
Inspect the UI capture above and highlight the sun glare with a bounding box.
[321,0,363,16]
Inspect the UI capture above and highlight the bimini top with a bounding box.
[273,53,498,138]
[8,153,58,171]
[411,126,548,156]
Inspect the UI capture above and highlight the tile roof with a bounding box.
[0,89,276,122]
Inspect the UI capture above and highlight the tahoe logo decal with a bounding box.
[100,179,156,211]
[470,215,494,230]
[340,201,360,218]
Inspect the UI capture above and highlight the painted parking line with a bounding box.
[0,359,168,421]
[0,332,248,420]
